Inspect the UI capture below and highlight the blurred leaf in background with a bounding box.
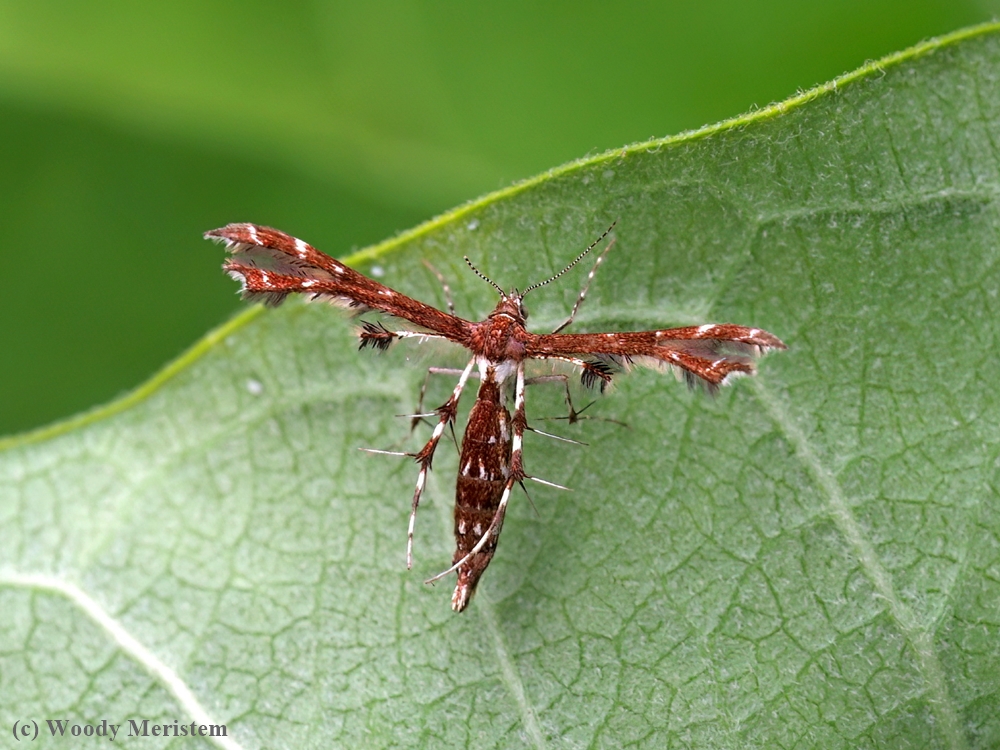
[0,0,992,435]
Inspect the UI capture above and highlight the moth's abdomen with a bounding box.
[451,380,512,612]
[452,475,507,612]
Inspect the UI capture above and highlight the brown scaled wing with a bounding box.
[526,325,786,391]
[205,223,473,344]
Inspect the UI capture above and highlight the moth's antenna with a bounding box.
[522,220,617,296]
[464,256,505,297]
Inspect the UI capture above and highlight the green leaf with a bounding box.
[4,23,1000,749]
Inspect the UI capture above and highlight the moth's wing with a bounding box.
[525,325,786,392]
[206,223,474,345]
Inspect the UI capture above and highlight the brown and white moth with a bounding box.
[206,222,785,612]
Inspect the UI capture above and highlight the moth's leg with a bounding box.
[525,373,584,424]
[510,361,527,482]
[411,366,479,435]
[525,372,628,431]
[534,354,615,392]
[359,323,453,351]
[421,258,456,316]
[550,237,617,334]
[405,357,477,569]
[359,322,474,440]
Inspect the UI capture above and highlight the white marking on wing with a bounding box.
[226,270,247,290]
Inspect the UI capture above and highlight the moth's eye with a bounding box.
[519,303,529,319]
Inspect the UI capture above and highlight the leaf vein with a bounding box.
[750,381,968,750]
[0,571,244,750]
[478,596,548,750]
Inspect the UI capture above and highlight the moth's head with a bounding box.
[489,292,529,323]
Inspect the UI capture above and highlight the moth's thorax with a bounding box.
[471,296,530,363]
[477,357,517,387]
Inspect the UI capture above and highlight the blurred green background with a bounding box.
[1,0,994,436]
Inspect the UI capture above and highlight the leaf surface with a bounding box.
[3,25,1000,749]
